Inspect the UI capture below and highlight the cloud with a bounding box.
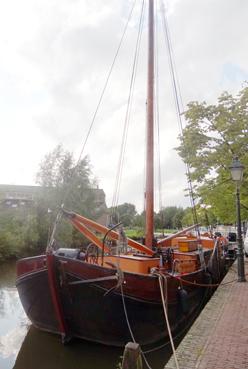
[220,63,248,87]
[167,0,248,101]
[0,0,247,212]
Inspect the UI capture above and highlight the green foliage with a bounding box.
[36,144,105,248]
[177,87,248,223]
[36,144,97,215]
[181,207,194,227]
[133,211,145,228]
[124,228,144,239]
[181,206,217,227]
[0,145,104,262]
[132,206,185,231]
[0,208,39,262]
[155,206,184,229]
[109,203,137,227]
[172,208,185,229]
[112,205,185,239]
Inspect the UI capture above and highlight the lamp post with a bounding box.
[229,156,246,282]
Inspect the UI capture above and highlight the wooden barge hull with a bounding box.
[16,254,208,347]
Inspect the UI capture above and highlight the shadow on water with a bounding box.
[0,261,172,369]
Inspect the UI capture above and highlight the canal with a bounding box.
[0,261,172,369]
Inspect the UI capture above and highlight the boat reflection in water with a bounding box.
[13,326,171,369]
[13,326,122,369]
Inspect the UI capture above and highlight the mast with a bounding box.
[145,0,154,249]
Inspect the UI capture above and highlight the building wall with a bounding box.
[0,184,107,211]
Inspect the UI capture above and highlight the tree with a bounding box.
[177,87,248,223]
[156,207,179,229]
[181,207,194,227]
[36,145,103,215]
[0,145,102,261]
[36,144,104,247]
[172,208,184,229]
[0,208,39,261]
[133,211,145,229]
[181,206,217,228]
[109,203,137,227]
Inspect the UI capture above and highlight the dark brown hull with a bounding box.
[16,254,210,347]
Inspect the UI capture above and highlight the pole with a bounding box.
[122,342,143,369]
[236,184,246,282]
[145,0,154,249]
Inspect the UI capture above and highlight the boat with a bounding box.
[16,0,227,347]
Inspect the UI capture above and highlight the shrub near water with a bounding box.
[0,209,39,262]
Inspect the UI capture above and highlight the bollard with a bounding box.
[122,342,143,369]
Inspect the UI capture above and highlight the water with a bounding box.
[0,261,172,369]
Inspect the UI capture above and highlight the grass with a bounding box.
[124,227,176,240]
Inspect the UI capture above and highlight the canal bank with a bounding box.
[165,259,248,369]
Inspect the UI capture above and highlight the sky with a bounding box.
[0,0,247,212]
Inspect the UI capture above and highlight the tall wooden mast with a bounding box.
[145,0,154,249]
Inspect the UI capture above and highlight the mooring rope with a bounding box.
[174,275,240,288]
[156,273,180,369]
[158,261,243,288]
[120,282,153,369]
[143,271,211,354]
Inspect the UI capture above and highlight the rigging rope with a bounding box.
[75,0,138,170]
[111,0,146,216]
[56,0,137,210]
[47,0,138,245]
[47,209,63,251]
[159,0,200,232]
